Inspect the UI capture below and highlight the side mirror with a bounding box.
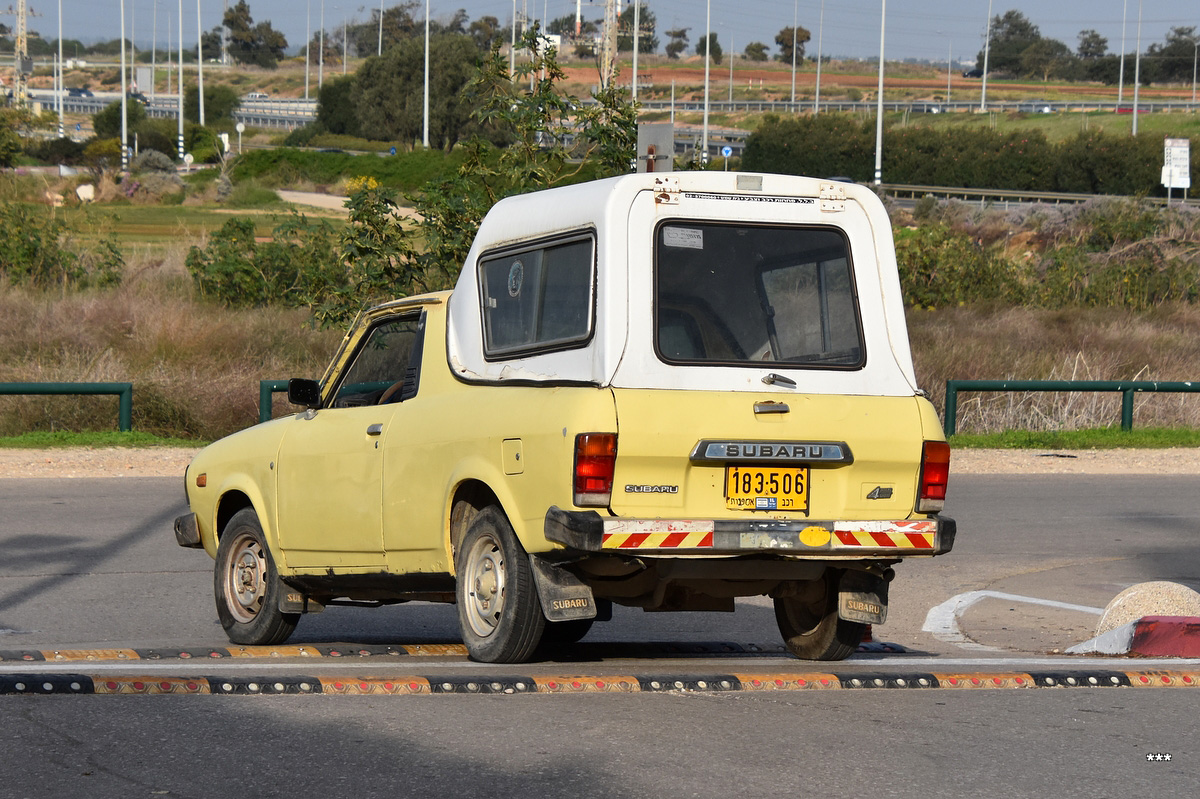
[287,378,322,409]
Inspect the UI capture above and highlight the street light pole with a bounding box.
[1118,0,1127,105]
[177,0,184,160]
[789,0,797,106]
[197,0,205,126]
[1192,40,1198,104]
[1132,0,1142,135]
[873,0,886,186]
[702,0,710,164]
[378,0,383,56]
[120,0,128,171]
[980,0,992,111]
[423,0,430,148]
[814,0,825,114]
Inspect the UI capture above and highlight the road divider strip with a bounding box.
[3,668,1197,696]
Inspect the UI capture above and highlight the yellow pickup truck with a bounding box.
[174,171,954,663]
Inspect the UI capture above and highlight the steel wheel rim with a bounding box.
[463,532,506,638]
[223,531,267,624]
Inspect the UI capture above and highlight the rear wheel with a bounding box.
[456,507,545,663]
[214,508,298,646]
[774,576,864,661]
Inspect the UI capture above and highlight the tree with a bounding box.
[469,16,504,52]
[184,85,240,124]
[664,27,689,60]
[92,99,147,139]
[354,33,481,150]
[223,1,288,68]
[617,4,658,54]
[775,25,811,64]
[979,10,1041,74]
[696,33,722,65]
[1144,26,1199,84]
[744,41,769,62]
[1020,38,1073,81]
[1077,29,1107,59]
[316,76,362,137]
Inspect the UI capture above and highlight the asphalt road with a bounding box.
[1,475,1198,797]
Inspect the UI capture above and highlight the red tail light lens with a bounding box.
[574,433,617,507]
[918,440,950,512]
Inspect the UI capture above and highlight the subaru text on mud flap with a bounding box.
[173,171,955,663]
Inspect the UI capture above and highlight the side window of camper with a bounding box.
[479,235,595,358]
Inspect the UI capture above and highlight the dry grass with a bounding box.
[909,304,1200,432]
[0,271,339,439]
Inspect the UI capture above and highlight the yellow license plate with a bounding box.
[725,465,809,512]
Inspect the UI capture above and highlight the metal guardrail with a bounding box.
[943,379,1200,436]
[0,382,134,432]
[259,380,289,424]
[883,183,1200,207]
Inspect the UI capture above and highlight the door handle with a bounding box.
[366,423,384,436]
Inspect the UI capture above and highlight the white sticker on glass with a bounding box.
[662,227,704,250]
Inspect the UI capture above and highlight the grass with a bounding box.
[0,431,205,449]
[950,427,1200,450]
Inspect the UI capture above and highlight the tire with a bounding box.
[540,618,596,646]
[774,576,865,661]
[455,507,545,663]
[214,508,299,646]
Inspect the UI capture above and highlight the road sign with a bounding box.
[1162,138,1190,190]
[721,145,733,158]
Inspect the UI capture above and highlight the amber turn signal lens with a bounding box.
[196,473,208,488]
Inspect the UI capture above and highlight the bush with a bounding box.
[131,149,177,173]
[0,203,123,289]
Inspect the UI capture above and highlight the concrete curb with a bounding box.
[1067,616,1200,656]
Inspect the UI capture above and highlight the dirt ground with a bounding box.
[1,446,1198,479]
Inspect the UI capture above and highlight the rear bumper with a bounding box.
[545,506,955,558]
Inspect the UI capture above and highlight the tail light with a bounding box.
[917,440,950,512]
[574,433,617,507]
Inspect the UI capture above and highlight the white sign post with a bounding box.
[1162,138,1191,202]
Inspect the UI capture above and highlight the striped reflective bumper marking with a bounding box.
[602,530,715,549]
[833,521,937,549]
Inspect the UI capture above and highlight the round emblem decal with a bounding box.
[507,260,524,297]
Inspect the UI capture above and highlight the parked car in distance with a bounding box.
[174,171,956,664]
[67,87,94,97]
[244,91,270,100]
[962,68,983,78]
[1017,103,1054,114]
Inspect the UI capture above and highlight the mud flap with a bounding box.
[278,591,325,614]
[529,555,599,622]
[837,570,889,625]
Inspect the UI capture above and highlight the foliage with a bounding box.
[316,76,362,138]
[775,26,811,63]
[0,203,123,289]
[978,9,1043,73]
[895,224,1027,308]
[93,99,147,139]
[744,42,769,62]
[132,149,177,173]
[83,138,124,178]
[223,0,289,68]
[696,33,723,65]
[354,33,483,151]
[742,116,1187,197]
[617,3,658,54]
[664,27,689,60]
[185,85,241,125]
[185,213,339,308]
[24,136,88,166]
[0,126,19,168]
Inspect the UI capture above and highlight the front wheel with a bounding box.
[455,507,545,663]
[214,508,298,646]
[774,576,864,661]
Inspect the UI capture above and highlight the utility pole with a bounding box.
[599,0,617,89]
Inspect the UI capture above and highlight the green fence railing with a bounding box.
[943,379,1200,437]
[259,380,290,424]
[0,382,134,432]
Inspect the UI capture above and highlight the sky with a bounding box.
[22,1,1199,67]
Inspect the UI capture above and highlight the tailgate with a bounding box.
[609,389,927,522]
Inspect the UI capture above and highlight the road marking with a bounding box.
[923,590,1104,650]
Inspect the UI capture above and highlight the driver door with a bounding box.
[275,312,423,570]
